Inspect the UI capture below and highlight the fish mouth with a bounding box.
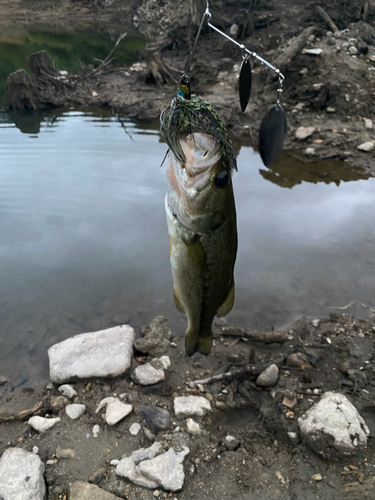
[173,132,223,192]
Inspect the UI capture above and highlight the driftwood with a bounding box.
[315,5,339,33]
[267,25,316,82]
[29,50,58,78]
[0,394,50,422]
[214,326,293,344]
[3,69,39,111]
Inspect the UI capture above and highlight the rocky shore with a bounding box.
[1,312,375,499]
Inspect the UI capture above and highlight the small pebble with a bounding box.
[93,424,100,438]
[65,404,86,420]
[129,422,141,436]
[56,448,75,459]
[58,384,77,399]
[312,473,323,481]
[110,459,120,466]
[32,446,39,454]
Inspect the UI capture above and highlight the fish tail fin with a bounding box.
[185,332,213,357]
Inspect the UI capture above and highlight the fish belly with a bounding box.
[165,195,237,355]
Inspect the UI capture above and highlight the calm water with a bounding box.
[1,107,375,384]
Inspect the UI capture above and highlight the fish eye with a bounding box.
[214,171,229,189]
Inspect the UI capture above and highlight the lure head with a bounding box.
[177,74,191,101]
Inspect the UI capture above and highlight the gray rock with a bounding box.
[222,434,240,451]
[357,141,374,152]
[66,403,86,419]
[137,447,190,492]
[133,363,165,386]
[152,356,171,370]
[58,384,77,399]
[295,126,316,140]
[256,364,279,387]
[116,442,162,489]
[56,447,75,459]
[129,423,141,436]
[348,45,358,55]
[70,480,121,499]
[298,391,370,459]
[137,404,171,433]
[365,119,373,130]
[48,325,135,383]
[0,375,10,386]
[0,447,45,500]
[134,316,172,356]
[28,415,61,432]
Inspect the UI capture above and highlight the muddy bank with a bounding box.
[1,312,375,499]
[2,0,375,173]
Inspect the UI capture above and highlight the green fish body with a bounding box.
[161,97,238,356]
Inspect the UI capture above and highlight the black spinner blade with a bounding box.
[259,104,287,167]
[239,57,252,112]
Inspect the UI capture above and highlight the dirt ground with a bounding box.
[1,1,375,499]
[1,313,375,499]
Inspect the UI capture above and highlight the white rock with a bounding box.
[58,384,77,399]
[348,46,358,55]
[298,391,370,459]
[302,48,323,55]
[133,363,165,385]
[357,141,374,152]
[96,397,118,413]
[174,396,211,417]
[295,126,316,140]
[304,147,316,156]
[110,459,120,466]
[116,442,162,489]
[28,415,61,432]
[105,400,133,426]
[158,356,171,370]
[256,364,279,387]
[137,447,190,492]
[66,403,86,420]
[93,424,100,438]
[0,447,45,500]
[229,23,239,37]
[129,423,142,436]
[186,418,201,435]
[48,324,135,383]
[365,119,373,130]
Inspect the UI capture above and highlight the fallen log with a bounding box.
[267,25,316,83]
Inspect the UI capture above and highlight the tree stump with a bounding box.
[3,69,39,111]
[29,50,57,78]
[145,36,178,85]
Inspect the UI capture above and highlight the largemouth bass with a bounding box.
[160,94,238,356]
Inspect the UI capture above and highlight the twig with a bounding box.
[328,300,375,314]
[215,326,293,344]
[118,116,135,141]
[77,33,127,82]
[315,5,339,33]
[188,363,272,387]
[0,395,50,422]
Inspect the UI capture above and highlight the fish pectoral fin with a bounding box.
[217,280,235,318]
[174,290,185,314]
